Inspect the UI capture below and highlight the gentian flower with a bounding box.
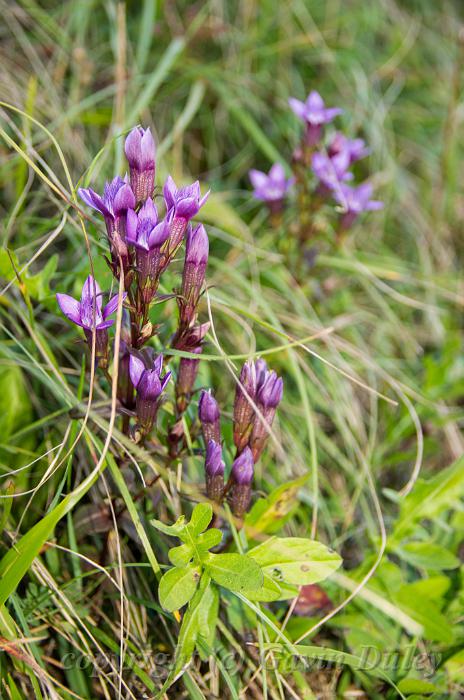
[334,182,383,230]
[249,163,293,213]
[79,175,135,274]
[178,223,209,327]
[205,439,225,502]
[124,126,156,204]
[230,446,254,517]
[233,360,257,453]
[249,359,283,461]
[328,132,370,163]
[126,199,170,303]
[129,352,171,435]
[56,275,126,368]
[289,90,342,145]
[199,389,221,445]
[162,176,209,262]
[311,150,352,192]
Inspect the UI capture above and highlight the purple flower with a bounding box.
[230,446,254,517]
[289,91,342,126]
[289,91,342,146]
[129,352,171,434]
[335,182,383,213]
[199,389,221,445]
[328,132,370,163]
[334,182,383,230]
[126,200,171,303]
[124,127,156,204]
[79,176,135,274]
[311,151,352,191]
[161,176,210,264]
[56,275,126,368]
[249,163,293,210]
[233,360,257,453]
[163,176,209,221]
[178,224,209,327]
[79,175,135,235]
[205,439,225,502]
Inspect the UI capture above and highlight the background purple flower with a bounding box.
[249,163,293,205]
[288,91,342,126]
[334,182,383,214]
[328,132,370,163]
[311,151,353,191]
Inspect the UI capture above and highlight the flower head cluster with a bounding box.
[58,124,211,443]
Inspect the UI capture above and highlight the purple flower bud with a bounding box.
[176,347,202,413]
[179,224,209,326]
[256,371,283,409]
[289,91,342,146]
[233,360,257,453]
[249,163,293,212]
[230,446,254,517]
[129,353,171,434]
[79,176,135,277]
[249,360,283,461]
[199,389,221,445]
[205,439,225,502]
[56,275,127,368]
[124,126,156,204]
[173,321,210,352]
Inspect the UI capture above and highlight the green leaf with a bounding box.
[397,678,437,695]
[391,455,464,541]
[197,581,219,660]
[158,564,201,612]
[151,515,186,537]
[168,544,194,568]
[189,503,213,535]
[263,643,389,681]
[396,542,460,570]
[245,474,309,536]
[196,528,222,552]
[248,537,342,585]
[205,553,263,593]
[0,365,32,440]
[156,573,213,697]
[242,572,282,602]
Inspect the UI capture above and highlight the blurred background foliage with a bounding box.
[0,1,464,698]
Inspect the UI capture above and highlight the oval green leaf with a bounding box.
[158,564,201,612]
[205,553,263,592]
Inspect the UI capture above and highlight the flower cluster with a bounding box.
[57,126,209,441]
[199,359,283,518]
[249,90,382,238]
[56,124,285,524]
